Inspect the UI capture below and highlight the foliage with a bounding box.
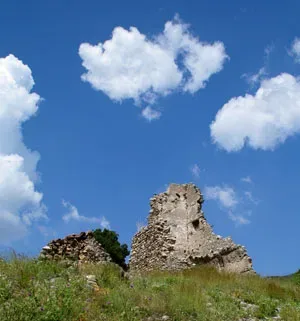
[1,256,300,321]
[93,228,130,267]
[293,269,300,286]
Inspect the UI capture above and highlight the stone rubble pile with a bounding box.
[130,183,254,274]
[40,231,111,264]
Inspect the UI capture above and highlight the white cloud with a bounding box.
[0,211,28,244]
[204,185,238,208]
[141,106,161,121]
[79,15,228,120]
[228,211,250,225]
[136,221,146,232]
[289,37,300,63]
[0,55,47,244]
[211,73,300,151]
[242,45,274,87]
[190,164,201,179]
[204,185,254,226]
[264,44,274,58]
[244,191,259,205]
[241,176,252,184]
[242,67,267,86]
[98,217,110,229]
[37,225,57,239]
[62,200,110,229]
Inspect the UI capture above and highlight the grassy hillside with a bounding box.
[270,270,300,285]
[0,256,300,321]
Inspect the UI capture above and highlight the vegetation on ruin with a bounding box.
[93,228,130,268]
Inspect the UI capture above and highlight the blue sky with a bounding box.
[1,0,300,276]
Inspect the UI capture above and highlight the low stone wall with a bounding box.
[40,231,111,264]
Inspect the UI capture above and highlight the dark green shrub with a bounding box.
[93,228,129,268]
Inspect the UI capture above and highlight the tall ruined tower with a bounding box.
[130,184,253,273]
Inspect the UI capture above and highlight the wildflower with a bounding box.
[40,306,44,311]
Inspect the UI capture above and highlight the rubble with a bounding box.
[40,231,111,264]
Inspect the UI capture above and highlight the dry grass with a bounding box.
[0,255,300,321]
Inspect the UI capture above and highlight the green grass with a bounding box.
[1,255,300,321]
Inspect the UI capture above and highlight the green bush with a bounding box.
[93,228,129,268]
[293,270,300,285]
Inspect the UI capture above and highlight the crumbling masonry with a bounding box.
[130,184,253,273]
[40,231,111,264]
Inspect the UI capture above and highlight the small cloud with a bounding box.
[190,164,201,179]
[228,211,250,226]
[141,106,161,121]
[242,67,267,86]
[204,184,257,226]
[244,191,259,205]
[62,200,110,229]
[204,185,238,208]
[242,45,273,87]
[155,183,170,194]
[99,217,110,229]
[241,176,252,184]
[264,43,274,59]
[37,225,57,239]
[136,221,146,232]
[289,37,300,63]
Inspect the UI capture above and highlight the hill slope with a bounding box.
[0,257,300,321]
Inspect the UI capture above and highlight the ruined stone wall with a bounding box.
[40,231,111,264]
[130,184,253,274]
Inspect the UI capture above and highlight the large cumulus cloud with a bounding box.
[0,54,47,244]
[79,16,228,120]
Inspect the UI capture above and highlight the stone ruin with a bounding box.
[40,231,111,264]
[130,183,254,274]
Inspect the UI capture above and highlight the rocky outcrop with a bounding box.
[130,184,254,274]
[40,231,111,264]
